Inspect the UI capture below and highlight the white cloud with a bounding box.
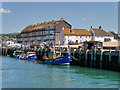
[82,18,91,21]
[82,18,87,21]
[0,8,11,13]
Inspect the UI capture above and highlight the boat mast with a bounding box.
[59,40,61,56]
[53,43,55,59]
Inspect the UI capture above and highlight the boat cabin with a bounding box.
[14,50,24,55]
[26,52,35,56]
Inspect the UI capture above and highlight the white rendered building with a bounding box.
[59,28,92,45]
[89,26,116,42]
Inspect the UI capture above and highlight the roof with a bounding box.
[108,31,120,39]
[63,28,92,36]
[32,21,60,30]
[17,33,21,35]
[21,19,66,32]
[92,28,113,36]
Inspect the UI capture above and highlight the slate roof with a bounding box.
[108,31,120,39]
[92,28,113,36]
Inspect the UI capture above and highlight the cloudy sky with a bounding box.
[1,2,118,34]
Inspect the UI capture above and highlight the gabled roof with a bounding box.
[108,31,120,39]
[92,28,113,36]
[63,28,92,36]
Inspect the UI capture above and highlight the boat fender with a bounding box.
[35,56,37,60]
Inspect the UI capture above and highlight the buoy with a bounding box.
[35,56,37,60]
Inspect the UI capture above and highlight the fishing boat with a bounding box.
[26,52,36,60]
[13,50,24,58]
[44,54,71,65]
[43,44,71,65]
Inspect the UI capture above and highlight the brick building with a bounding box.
[17,18,72,45]
[17,18,93,45]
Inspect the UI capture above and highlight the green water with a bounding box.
[1,56,120,88]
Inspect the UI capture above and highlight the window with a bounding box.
[36,32,38,35]
[45,31,46,35]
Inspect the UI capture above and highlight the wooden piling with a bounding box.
[111,51,119,71]
[95,51,101,69]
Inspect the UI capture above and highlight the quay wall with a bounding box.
[0,48,120,72]
[70,50,120,72]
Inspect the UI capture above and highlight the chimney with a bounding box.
[99,26,102,30]
[44,22,47,24]
[41,23,43,25]
[48,21,51,24]
[37,23,40,25]
[60,18,67,21]
[91,26,92,29]
[52,20,55,22]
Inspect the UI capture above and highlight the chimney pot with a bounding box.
[99,26,102,30]
[91,26,92,29]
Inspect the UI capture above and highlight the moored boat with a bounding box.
[26,52,36,60]
[43,44,71,65]
[19,53,27,60]
[44,54,71,65]
[13,50,24,58]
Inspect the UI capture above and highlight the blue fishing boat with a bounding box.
[44,55,71,65]
[26,52,36,60]
[43,44,71,65]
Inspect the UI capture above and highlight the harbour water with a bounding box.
[1,56,120,88]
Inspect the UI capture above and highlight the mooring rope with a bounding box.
[71,54,86,61]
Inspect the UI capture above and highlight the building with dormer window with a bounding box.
[16,18,72,45]
[89,26,116,42]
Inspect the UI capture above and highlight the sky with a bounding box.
[1,2,118,34]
